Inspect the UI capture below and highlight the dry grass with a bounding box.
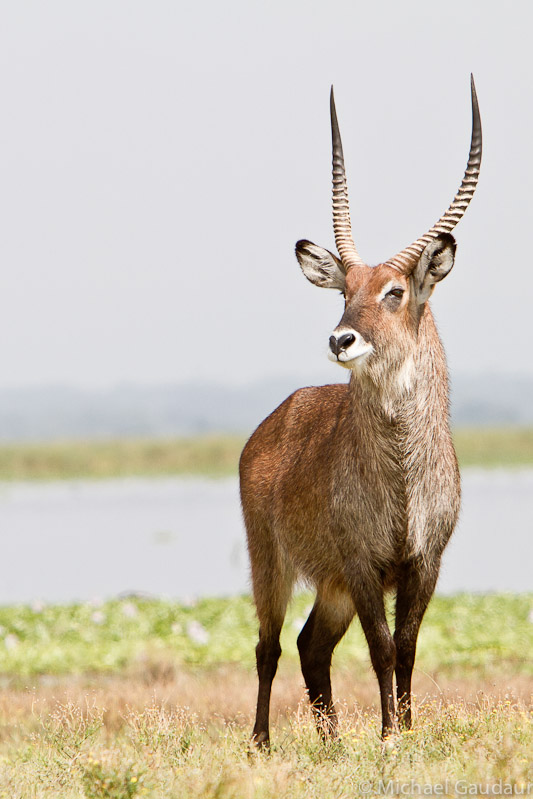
[0,664,532,798]
[2,663,532,732]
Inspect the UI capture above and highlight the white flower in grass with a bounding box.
[186,620,209,645]
[4,633,19,651]
[31,599,45,613]
[121,602,138,619]
[292,617,306,632]
[528,608,533,624]
[171,622,183,635]
[91,611,105,625]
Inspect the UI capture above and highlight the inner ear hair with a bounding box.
[295,239,347,291]
[411,234,456,307]
[420,234,456,278]
[416,235,456,282]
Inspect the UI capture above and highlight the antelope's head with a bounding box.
[296,77,482,383]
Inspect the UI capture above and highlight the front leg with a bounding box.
[394,559,440,729]
[351,577,397,738]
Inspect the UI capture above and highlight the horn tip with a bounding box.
[330,85,337,120]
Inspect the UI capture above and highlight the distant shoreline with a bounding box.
[0,428,531,481]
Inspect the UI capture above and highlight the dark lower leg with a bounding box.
[298,624,336,737]
[247,538,293,749]
[252,631,282,747]
[395,653,414,729]
[297,597,353,738]
[373,633,396,738]
[394,561,439,730]
[352,583,396,739]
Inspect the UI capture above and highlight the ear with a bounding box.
[295,240,346,290]
[411,233,456,306]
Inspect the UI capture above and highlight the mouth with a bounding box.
[328,346,373,368]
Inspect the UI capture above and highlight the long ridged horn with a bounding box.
[330,86,366,269]
[385,74,482,273]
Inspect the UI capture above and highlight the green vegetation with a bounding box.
[0,593,531,678]
[0,434,247,481]
[0,427,532,481]
[453,427,533,467]
[0,593,532,797]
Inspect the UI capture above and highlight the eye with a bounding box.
[387,287,404,299]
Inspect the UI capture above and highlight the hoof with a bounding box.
[249,731,270,753]
[381,728,400,753]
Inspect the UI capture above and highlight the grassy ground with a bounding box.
[0,427,532,481]
[0,593,532,796]
[2,689,532,798]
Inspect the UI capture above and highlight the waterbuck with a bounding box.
[239,76,481,746]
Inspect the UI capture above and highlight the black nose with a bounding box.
[329,332,355,356]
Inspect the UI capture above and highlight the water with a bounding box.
[0,470,531,604]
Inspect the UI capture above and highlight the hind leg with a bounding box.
[248,527,294,748]
[297,585,355,737]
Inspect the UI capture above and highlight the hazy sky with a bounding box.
[0,1,531,389]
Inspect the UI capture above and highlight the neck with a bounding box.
[347,307,451,443]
